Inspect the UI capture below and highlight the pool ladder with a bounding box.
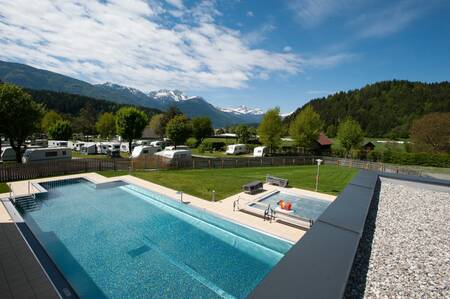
[263,205,275,222]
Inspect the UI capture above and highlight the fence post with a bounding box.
[235,160,238,168]
[193,159,195,169]
[222,160,224,168]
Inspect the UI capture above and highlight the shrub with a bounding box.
[198,140,213,153]
[186,137,198,148]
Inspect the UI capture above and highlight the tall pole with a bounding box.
[315,162,320,191]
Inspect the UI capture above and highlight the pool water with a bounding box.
[252,192,332,221]
[20,179,291,299]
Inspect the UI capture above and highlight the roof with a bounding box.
[317,133,333,146]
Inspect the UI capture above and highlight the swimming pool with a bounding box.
[17,179,292,299]
[249,191,332,222]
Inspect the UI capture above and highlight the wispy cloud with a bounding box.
[348,1,430,38]
[0,0,302,90]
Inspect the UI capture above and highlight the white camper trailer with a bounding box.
[253,146,267,157]
[1,147,16,161]
[225,144,247,155]
[136,140,151,146]
[120,142,137,153]
[131,146,159,159]
[97,142,120,155]
[80,143,97,155]
[22,147,71,163]
[48,140,69,148]
[155,149,192,160]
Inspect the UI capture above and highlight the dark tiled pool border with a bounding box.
[247,170,450,299]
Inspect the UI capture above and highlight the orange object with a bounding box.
[286,202,292,210]
[280,201,285,209]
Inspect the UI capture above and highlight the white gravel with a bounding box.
[346,178,450,298]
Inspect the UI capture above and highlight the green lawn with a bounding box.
[100,165,357,200]
[190,148,252,158]
[0,183,10,193]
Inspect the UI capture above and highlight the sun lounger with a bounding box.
[266,175,289,187]
[243,181,263,194]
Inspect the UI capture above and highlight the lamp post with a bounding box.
[315,159,323,192]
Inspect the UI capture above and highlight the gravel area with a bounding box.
[345,178,450,298]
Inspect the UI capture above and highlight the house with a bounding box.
[362,141,376,151]
[315,133,333,152]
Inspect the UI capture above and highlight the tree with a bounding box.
[410,112,450,153]
[74,103,97,135]
[149,114,166,139]
[165,115,192,148]
[234,125,251,144]
[41,110,63,133]
[96,112,116,139]
[191,117,213,144]
[257,108,283,153]
[0,84,44,163]
[116,107,149,153]
[337,118,364,157]
[326,124,337,138]
[289,105,323,150]
[48,120,73,140]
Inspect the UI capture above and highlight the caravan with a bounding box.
[22,147,71,163]
[1,147,16,161]
[225,144,247,155]
[155,149,192,160]
[130,146,159,159]
[253,146,268,157]
[48,140,69,148]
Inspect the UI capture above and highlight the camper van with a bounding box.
[120,142,136,153]
[48,140,69,148]
[136,140,152,146]
[22,147,71,163]
[225,144,247,155]
[155,149,192,160]
[253,146,267,157]
[131,146,159,159]
[1,147,16,161]
[80,143,97,155]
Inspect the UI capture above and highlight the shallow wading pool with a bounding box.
[17,179,292,299]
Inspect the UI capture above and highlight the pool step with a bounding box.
[15,196,41,212]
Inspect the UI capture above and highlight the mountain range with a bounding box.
[0,60,264,127]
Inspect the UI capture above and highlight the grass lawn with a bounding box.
[100,165,357,200]
[0,183,10,193]
[190,148,252,158]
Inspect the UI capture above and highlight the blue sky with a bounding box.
[0,0,449,113]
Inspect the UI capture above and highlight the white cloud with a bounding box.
[283,46,292,52]
[165,0,184,10]
[348,1,428,38]
[288,0,357,28]
[0,0,302,91]
[246,11,254,17]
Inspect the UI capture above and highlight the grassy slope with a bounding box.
[0,183,10,193]
[100,165,357,200]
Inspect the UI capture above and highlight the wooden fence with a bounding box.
[0,155,422,182]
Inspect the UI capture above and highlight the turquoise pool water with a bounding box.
[20,179,292,299]
[251,191,331,221]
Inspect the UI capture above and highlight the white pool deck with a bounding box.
[0,173,336,243]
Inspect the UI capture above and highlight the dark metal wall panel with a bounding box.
[248,222,360,299]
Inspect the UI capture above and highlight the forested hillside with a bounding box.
[25,89,161,117]
[284,80,450,138]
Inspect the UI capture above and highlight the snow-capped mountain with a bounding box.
[219,105,264,116]
[281,111,294,118]
[0,60,265,127]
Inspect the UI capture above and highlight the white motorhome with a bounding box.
[48,140,69,148]
[136,140,151,146]
[226,144,247,155]
[80,143,97,155]
[131,146,159,159]
[253,146,267,157]
[22,147,71,163]
[1,147,16,161]
[155,149,192,160]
